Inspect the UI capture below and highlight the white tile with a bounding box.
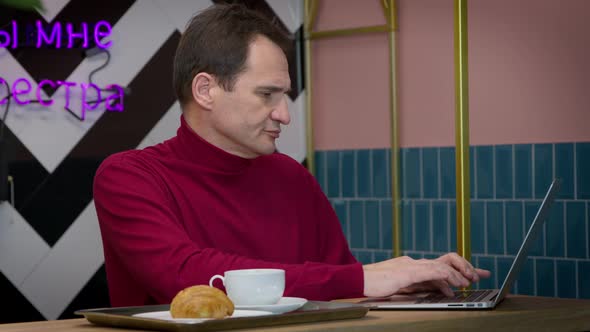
[68,0,177,88]
[2,0,180,173]
[37,0,71,22]
[16,107,88,172]
[0,202,50,287]
[136,134,155,150]
[153,0,214,33]
[144,101,181,146]
[19,201,104,320]
[265,0,304,34]
[0,50,69,141]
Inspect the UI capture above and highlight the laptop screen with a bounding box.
[494,178,562,304]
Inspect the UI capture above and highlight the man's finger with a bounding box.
[463,260,479,281]
[440,253,477,281]
[451,269,471,288]
[430,262,470,288]
[475,268,492,278]
[431,279,454,297]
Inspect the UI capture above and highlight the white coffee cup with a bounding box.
[209,268,285,306]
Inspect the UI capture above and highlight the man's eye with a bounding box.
[261,92,272,98]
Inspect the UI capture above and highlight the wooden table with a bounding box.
[2,295,590,331]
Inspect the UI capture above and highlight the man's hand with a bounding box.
[362,253,491,298]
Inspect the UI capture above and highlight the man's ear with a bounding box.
[191,73,215,110]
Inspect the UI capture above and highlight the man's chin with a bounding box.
[258,143,278,156]
[243,143,276,158]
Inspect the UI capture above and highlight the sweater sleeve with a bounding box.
[94,154,364,305]
[308,172,360,266]
[302,167,366,298]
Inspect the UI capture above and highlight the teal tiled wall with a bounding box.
[315,142,590,299]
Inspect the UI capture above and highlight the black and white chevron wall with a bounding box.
[0,0,305,323]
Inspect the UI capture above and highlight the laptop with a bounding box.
[359,178,562,310]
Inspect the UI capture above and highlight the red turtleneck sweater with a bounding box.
[93,115,364,307]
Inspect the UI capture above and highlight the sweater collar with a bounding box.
[173,114,253,173]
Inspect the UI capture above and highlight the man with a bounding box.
[93,3,490,307]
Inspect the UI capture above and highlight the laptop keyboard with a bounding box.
[416,289,494,304]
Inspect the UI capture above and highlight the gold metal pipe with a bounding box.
[381,0,398,30]
[307,0,319,32]
[309,25,389,40]
[454,0,471,263]
[380,0,390,26]
[384,0,401,258]
[304,0,318,175]
[304,1,402,258]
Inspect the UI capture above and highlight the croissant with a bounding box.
[170,285,235,319]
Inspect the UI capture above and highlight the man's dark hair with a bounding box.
[173,3,292,107]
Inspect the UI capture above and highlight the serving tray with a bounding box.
[75,301,369,331]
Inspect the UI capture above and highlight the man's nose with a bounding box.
[271,96,291,125]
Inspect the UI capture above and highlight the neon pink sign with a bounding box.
[0,20,126,120]
[0,77,124,121]
[0,20,112,49]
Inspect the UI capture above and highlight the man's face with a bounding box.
[209,35,291,159]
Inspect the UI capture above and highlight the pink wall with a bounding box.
[312,0,590,150]
[312,0,390,150]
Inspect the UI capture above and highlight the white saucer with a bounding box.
[133,309,273,324]
[235,297,308,314]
